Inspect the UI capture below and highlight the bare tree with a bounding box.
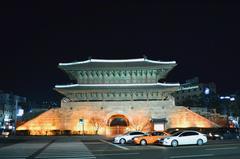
[128,109,151,131]
[87,110,106,135]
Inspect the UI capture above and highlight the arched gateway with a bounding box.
[17,58,219,135]
[107,114,129,136]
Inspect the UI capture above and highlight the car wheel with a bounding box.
[120,138,126,144]
[171,140,178,147]
[140,139,147,146]
[197,139,203,146]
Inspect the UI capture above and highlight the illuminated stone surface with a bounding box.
[17,104,218,135]
[168,107,218,128]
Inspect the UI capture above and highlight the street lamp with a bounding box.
[204,88,210,95]
[219,95,237,128]
[204,87,210,114]
[79,118,84,135]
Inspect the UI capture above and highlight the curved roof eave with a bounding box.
[58,58,176,66]
[55,83,180,89]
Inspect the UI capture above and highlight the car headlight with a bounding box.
[209,133,212,137]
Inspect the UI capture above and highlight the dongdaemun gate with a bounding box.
[17,58,218,135]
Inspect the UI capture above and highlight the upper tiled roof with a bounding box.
[58,58,177,70]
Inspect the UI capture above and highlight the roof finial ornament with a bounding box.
[143,54,147,60]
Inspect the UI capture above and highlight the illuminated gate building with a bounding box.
[17,58,218,135]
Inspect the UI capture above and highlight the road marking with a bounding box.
[99,139,129,150]
[95,152,140,157]
[28,139,55,158]
[0,157,27,158]
[36,156,95,158]
[83,142,103,144]
[205,147,239,151]
[169,154,214,158]
[36,140,95,159]
[36,157,95,159]
[148,145,167,149]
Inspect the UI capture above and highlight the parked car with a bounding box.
[207,128,240,140]
[133,131,170,145]
[1,129,10,138]
[113,131,145,144]
[159,130,207,147]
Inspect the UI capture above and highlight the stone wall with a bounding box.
[61,100,175,119]
[17,99,219,135]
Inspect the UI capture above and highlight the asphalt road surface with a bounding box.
[0,136,240,159]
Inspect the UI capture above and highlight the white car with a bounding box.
[113,131,145,144]
[159,130,207,147]
[1,131,10,138]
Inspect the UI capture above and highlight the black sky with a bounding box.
[0,1,240,102]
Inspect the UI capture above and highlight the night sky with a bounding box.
[1,1,240,102]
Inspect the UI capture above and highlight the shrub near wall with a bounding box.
[16,130,30,136]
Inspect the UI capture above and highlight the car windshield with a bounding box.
[172,131,183,136]
[143,132,150,136]
[146,132,156,135]
[123,131,130,135]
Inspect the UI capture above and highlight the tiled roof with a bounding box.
[58,58,177,70]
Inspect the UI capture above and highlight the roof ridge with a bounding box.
[59,58,176,66]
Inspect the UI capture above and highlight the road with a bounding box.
[0,136,240,159]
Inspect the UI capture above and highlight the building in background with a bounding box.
[172,78,240,128]
[0,91,27,132]
[219,94,239,128]
[172,77,217,115]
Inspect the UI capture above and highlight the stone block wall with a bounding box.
[17,100,218,135]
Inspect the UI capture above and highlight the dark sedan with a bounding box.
[207,128,240,140]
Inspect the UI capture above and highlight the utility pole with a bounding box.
[204,87,210,118]
[1,103,5,129]
[14,99,18,135]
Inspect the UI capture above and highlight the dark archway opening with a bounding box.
[110,118,128,126]
[107,114,129,135]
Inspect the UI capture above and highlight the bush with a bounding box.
[16,130,30,136]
